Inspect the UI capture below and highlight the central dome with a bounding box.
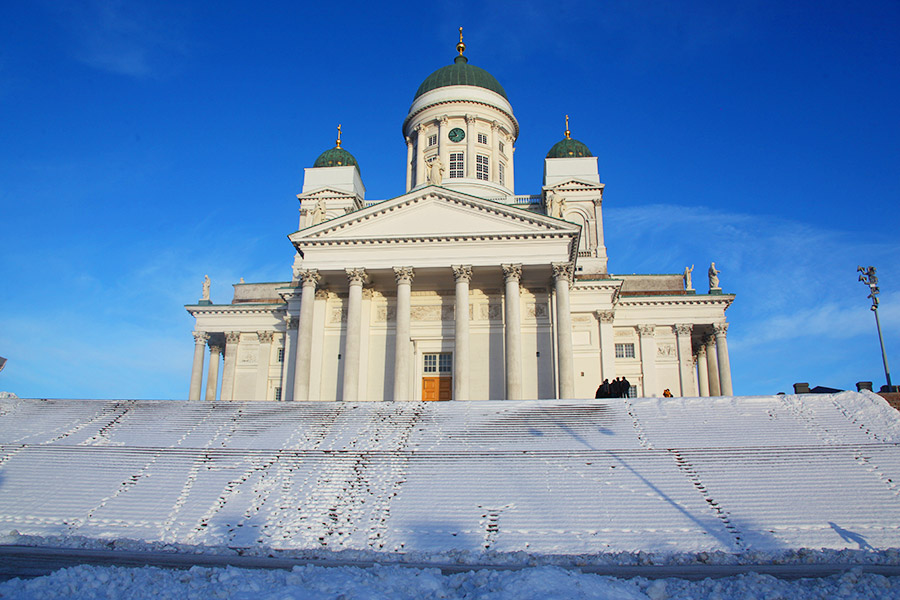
[414,55,507,100]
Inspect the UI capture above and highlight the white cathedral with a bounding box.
[186,34,735,403]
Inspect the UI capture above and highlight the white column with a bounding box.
[293,270,320,402]
[552,262,575,399]
[638,325,658,397]
[256,331,273,401]
[439,116,449,183]
[280,315,297,400]
[205,341,222,401]
[592,196,608,271]
[415,125,426,187]
[465,115,476,178]
[705,334,721,396]
[342,268,367,401]
[507,139,515,194]
[220,332,240,401]
[595,310,616,382]
[675,324,695,397]
[696,344,710,397]
[189,331,209,401]
[502,264,523,400]
[393,267,414,401]
[453,265,473,401]
[714,323,734,396]
[490,121,500,184]
[405,136,413,192]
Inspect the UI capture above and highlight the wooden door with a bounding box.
[422,377,452,401]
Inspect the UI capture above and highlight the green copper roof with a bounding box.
[414,56,508,100]
[546,137,593,159]
[313,146,359,170]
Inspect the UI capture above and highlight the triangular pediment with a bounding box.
[297,186,357,200]
[290,186,580,243]
[546,178,605,192]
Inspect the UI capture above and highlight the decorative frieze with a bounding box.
[526,303,548,318]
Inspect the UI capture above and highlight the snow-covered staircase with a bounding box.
[1,393,899,554]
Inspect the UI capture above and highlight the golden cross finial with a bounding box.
[336,124,342,148]
[457,26,466,56]
[565,115,571,140]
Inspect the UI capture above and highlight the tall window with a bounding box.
[499,141,505,154]
[274,387,282,401]
[449,153,464,178]
[499,162,505,186]
[615,343,635,359]
[627,386,637,398]
[428,134,437,147]
[477,132,488,145]
[476,154,489,181]
[277,348,284,362]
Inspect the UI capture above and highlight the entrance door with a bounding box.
[422,352,452,401]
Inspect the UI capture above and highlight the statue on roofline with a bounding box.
[708,262,720,290]
[201,275,210,301]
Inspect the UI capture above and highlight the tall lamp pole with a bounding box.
[858,266,893,391]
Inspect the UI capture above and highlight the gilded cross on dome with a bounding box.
[336,124,342,148]
[457,27,466,56]
[565,115,571,140]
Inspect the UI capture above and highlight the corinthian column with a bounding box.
[205,341,222,401]
[342,268,367,401]
[415,125,426,187]
[595,310,616,381]
[705,334,721,396]
[502,264,523,400]
[405,136,413,192]
[465,115,476,177]
[453,265,473,401]
[552,262,575,399]
[638,325,658,397]
[714,323,734,396]
[220,332,240,401]
[393,266,414,401]
[293,270,320,402]
[696,344,710,397]
[280,315,297,400]
[189,331,209,401]
[675,324,695,397]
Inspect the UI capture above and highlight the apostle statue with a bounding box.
[546,190,564,218]
[427,156,444,184]
[708,262,721,291]
[683,265,694,291]
[311,199,327,225]
[201,275,210,301]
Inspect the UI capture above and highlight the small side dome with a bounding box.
[313,147,358,169]
[546,138,593,159]
[546,115,592,158]
[312,124,359,170]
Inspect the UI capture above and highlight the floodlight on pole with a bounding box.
[857,266,893,391]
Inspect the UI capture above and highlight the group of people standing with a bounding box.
[595,377,631,399]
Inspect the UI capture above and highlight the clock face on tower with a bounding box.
[448,127,465,143]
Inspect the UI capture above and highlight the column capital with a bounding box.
[490,120,500,131]
[299,269,321,286]
[713,322,729,337]
[415,123,426,134]
[501,263,522,283]
[638,324,656,337]
[405,136,412,146]
[465,114,477,124]
[697,344,707,357]
[208,343,223,354]
[225,331,241,344]
[345,268,368,286]
[452,264,473,283]
[283,313,298,328]
[675,323,693,336]
[393,266,415,285]
[258,331,274,344]
[440,115,450,126]
[705,333,717,345]
[595,310,615,324]
[551,262,574,284]
[192,331,209,344]
[592,196,603,207]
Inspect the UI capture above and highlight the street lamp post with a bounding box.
[858,266,893,391]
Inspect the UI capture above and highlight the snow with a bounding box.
[2,392,900,596]
[2,563,900,599]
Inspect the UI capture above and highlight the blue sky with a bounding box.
[2,0,899,398]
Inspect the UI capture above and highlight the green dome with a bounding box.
[414,56,508,100]
[313,146,359,169]
[546,137,593,159]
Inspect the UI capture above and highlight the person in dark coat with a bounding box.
[620,377,631,397]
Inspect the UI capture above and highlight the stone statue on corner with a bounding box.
[683,265,694,291]
[708,262,721,291]
[427,156,444,184]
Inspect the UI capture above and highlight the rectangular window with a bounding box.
[424,352,452,373]
[428,134,437,147]
[499,141,505,154]
[627,386,637,398]
[277,348,284,362]
[477,132,488,145]
[476,154,489,181]
[449,153,464,178]
[274,387,282,401]
[499,162,505,186]
[615,343,635,359]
